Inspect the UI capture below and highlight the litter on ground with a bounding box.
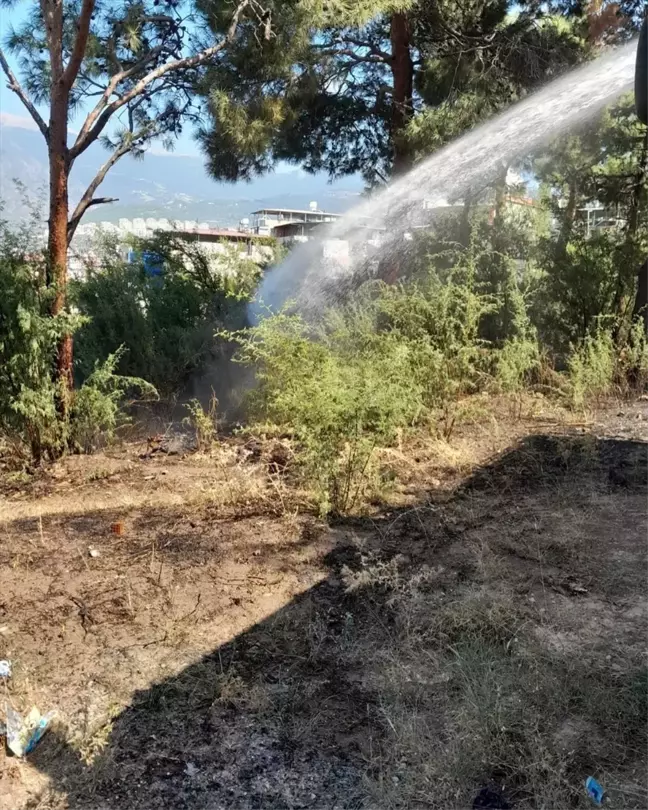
[4,704,55,757]
[585,776,605,805]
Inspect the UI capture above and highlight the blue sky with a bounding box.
[0,3,208,156]
[0,3,365,202]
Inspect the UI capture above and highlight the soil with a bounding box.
[0,399,646,809]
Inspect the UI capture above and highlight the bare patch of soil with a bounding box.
[0,400,646,809]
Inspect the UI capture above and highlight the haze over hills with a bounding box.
[0,121,363,227]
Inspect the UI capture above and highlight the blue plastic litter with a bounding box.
[142,251,164,277]
[585,776,605,805]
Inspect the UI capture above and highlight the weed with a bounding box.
[183,392,219,451]
[567,328,616,409]
[86,467,112,482]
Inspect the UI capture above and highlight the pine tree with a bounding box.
[0,0,271,412]
[198,1,587,185]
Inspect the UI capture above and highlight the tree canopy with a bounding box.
[198,0,592,185]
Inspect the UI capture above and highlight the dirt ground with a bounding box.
[0,399,646,809]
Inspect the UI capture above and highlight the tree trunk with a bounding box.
[558,178,578,252]
[627,130,648,238]
[390,12,414,177]
[48,89,73,403]
[632,260,648,333]
[620,129,647,335]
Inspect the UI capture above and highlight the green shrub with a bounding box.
[494,337,541,392]
[491,291,541,393]
[0,219,77,459]
[376,274,489,403]
[74,235,267,398]
[232,310,422,513]
[71,349,157,452]
[535,231,644,355]
[0,218,155,460]
[230,276,491,513]
[617,317,648,394]
[183,393,219,450]
[567,327,616,409]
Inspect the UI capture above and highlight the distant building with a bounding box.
[575,201,625,237]
[271,220,327,244]
[249,204,343,237]
[164,227,273,264]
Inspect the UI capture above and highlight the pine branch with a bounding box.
[67,144,131,242]
[0,47,49,139]
[68,94,193,240]
[72,44,167,153]
[62,0,97,90]
[340,36,391,62]
[70,0,254,159]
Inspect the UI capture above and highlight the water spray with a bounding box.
[252,40,640,320]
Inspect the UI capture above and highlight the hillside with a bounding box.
[0,124,363,227]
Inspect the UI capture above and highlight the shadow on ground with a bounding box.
[21,434,648,809]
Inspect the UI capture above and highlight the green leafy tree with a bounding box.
[531,94,648,349]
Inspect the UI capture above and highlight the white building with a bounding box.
[249,203,343,236]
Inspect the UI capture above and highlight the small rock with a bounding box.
[88,547,100,558]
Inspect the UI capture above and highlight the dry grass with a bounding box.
[0,399,646,809]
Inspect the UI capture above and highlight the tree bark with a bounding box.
[389,12,414,177]
[48,87,73,399]
[632,260,648,333]
[561,179,578,242]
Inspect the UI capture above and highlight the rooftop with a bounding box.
[167,228,262,240]
[250,207,343,217]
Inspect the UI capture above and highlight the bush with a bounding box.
[617,317,648,394]
[567,318,648,409]
[230,276,492,513]
[0,218,155,460]
[491,289,541,393]
[0,218,74,459]
[232,310,421,512]
[71,349,157,452]
[74,235,268,398]
[183,393,219,451]
[494,336,541,393]
[535,231,644,355]
[567,327,616,409]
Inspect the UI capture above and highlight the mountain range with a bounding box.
[0,122,364,227]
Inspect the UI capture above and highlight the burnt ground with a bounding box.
[0,399,646,809]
